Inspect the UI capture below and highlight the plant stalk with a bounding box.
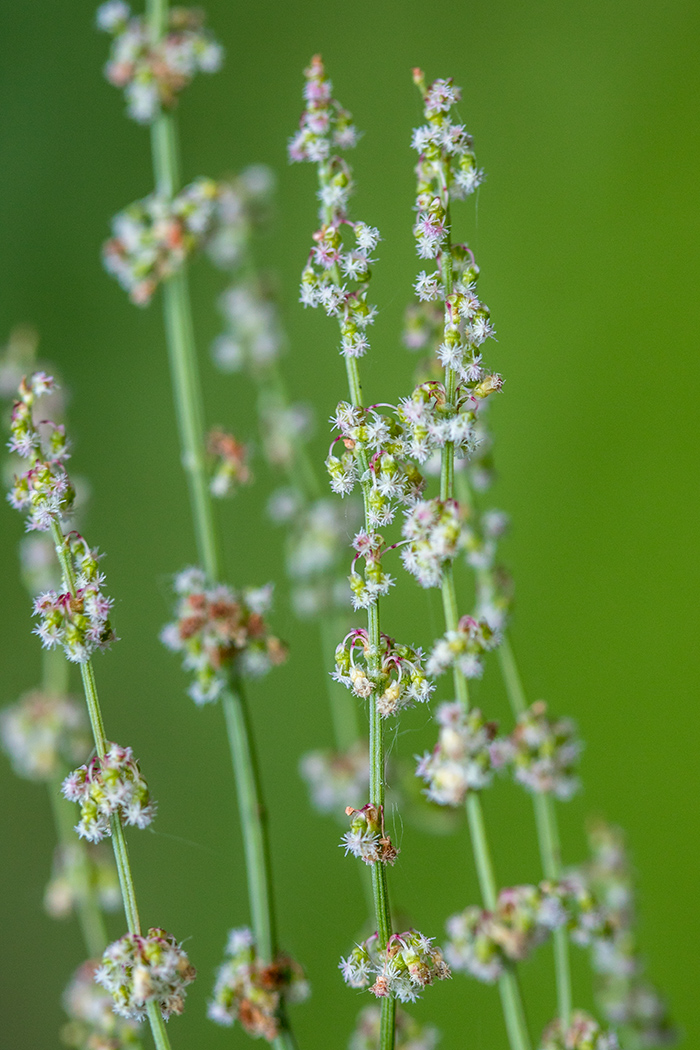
[344,323,394,1046]
[50,520,170,1050]
[435,154,532,1050]
[455,471,574,1028]
[222,684,276,962]
[145,7,293,1047]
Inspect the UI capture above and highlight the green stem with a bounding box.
[145,8,293,1046]
[465,786,532,1050]
[43,628,108,958]
[162,265,221,581]
[50,521,171,1050]
[458,467,574,1028]
[435,152,532,1050]
[380,996,397,1050]
[499,970,534,1050]
[146,1001,172,1050]
[49,774,108,958]
[504,638,572,1028]
[497,635,527,716]
[534,793,572,1027]
[222,685,275,962]
[316,179,393,1044]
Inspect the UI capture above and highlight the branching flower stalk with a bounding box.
[99,2,301,1046]
[406,75,669,1049]
[0,342,112,963]
[7,371,186,1050]
[300,66,396,1044]
[409,71,532,1050]
[291,56,452,1050]
[410,85,575,1021]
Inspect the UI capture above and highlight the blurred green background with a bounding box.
[1,0,698,1047]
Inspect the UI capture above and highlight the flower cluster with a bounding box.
[214,278,283,371]
[349,529,395,610]
[206,165,276,271]
[446,883,573,983]
[396,381,479,464]
[299,220,381,357]
[466,502,514,634]
[545,873,612,950]
[502,701,582,800]
[31,533,116,664]
[6,372,75,531]
[62,960,141,1050]
[95,928,196,1021]
[62,742,156,843]
[340,930,450,1003]
[411,71,484,220]
[341,802,398,865]
[407,72,503,439]
[161,568,287,704]
[462,504,508,570]
[582,821,676,1046]
[208,928,309,1040]
[299,743,369,814]
[327,402,424,524]
[401,498,463,588]
[0,689,88,780]
[44,842,120,920]
[426,614,498,681]
[541,1011,620,1050]
[269,493,352,617]
[350,1005,440,1050]
[291,59,379,358]
[332,628,433,717]
[288,53,357,172]
[416,703,499,806]
[103,179,219,305]
[207,164,291,401]
[207,428,251,498]
[260,401,313,474]
[98,2,223,123]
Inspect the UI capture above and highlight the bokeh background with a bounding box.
[1,0,698,1047]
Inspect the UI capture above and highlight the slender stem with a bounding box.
[161,266,221,581]
[443,544,533,1050]
[344,357,393,956]
[380,996,397,1050]
[314,172,394,1042]
[497,635,527,716]
[43,628,108,958]
[49,774,109,958]
[50,521,172,1050]
[145,9,292,1047]
[221,686,275,962]
[434,153,532,1050]
[499,971,534,1050]
[146,1001,172,1050]
[457,471,574,1027]
[534,792,572,1027]
[497,614,573,1028]
[110,816,141,935]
